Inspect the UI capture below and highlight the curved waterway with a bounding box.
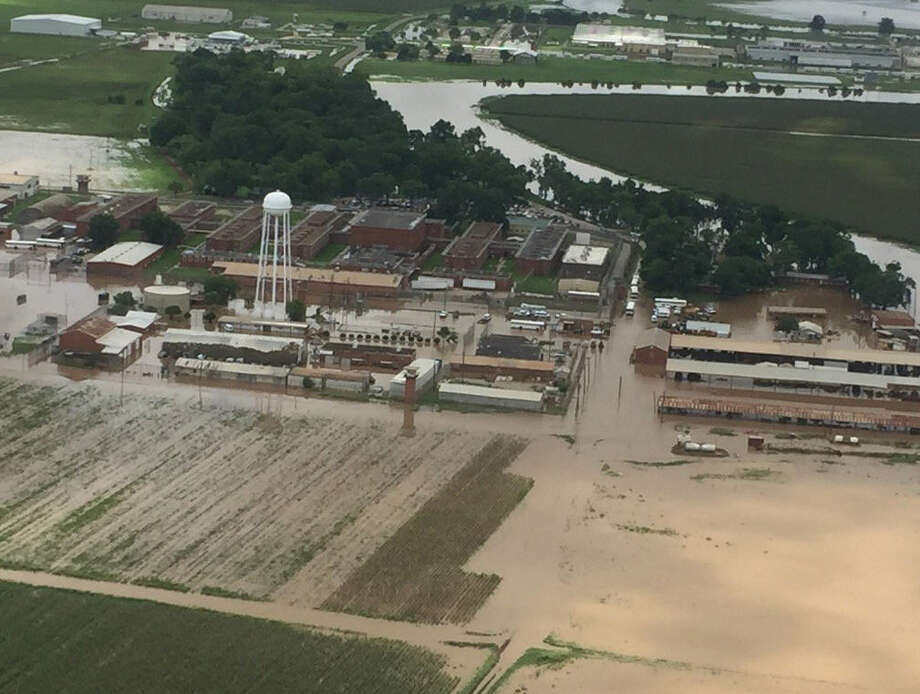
[372,78,920,316]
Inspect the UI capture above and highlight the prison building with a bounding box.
[167,200,216,230]
[317,342,416,371]
[0,173,38,199]
[204,205,261,252]
[438,382,544,411]
[560,244,610,281]
[288,366,370,394]
[75,194,158,236]
[347,208,447,252]
[11,14,101,36]
[211,261,405,299]
[515,225,568,275]
[442,221,502,271]
[477,333,542,361]
[174,358,289,390]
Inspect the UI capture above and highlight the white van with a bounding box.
[625,300,635,316]
[629,284,639,299]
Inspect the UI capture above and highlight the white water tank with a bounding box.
[143,284,190,313]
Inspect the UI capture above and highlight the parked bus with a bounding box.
[625,300,636,316]
[510,319,545,331]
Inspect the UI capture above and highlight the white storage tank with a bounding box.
[143,284,191,314]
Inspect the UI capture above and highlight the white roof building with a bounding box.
[11,14,101,36]
[141,5,232,23]
[572,24,667,48]
[163,328,301,354]
[97,327,142,355]
[562,245,610,267]
[438,382,544,411]
[207,30,251,44]
[114,310,159,332]
[88,242,163,267]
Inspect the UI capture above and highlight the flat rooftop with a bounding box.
[667,358,920,390]
[670,334,920,368]
[562,244,609,266]
[516,226,567,262]
[450,355,554,372]
[439,382,543,403]
[213,261,404,289]
[0,173,37,185]
[88,242,162,267]
[175,357,289,378]
[351,208,425,231]
[573,24,667,46]
[164,328,300,352]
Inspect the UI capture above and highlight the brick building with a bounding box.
[58,315,142,365]
[75,194,158,236]
[515,225,568,275]
[290,205,352,260]
[319,342,416,371]
[205,205,261,252]
[443,221,502,271]
[86,241,164,279]
[561,244,610,281]
[348,208,448,252]
[449,355,555,382]
[167,200,216,229]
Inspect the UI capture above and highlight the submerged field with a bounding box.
[0,581,460,693]
[484,93,920,244]
[0,378,529,616]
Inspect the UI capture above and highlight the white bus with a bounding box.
[510,319,545,331]
[625,300,636,316]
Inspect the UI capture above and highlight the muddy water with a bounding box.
[720,0,920,29]
[0,130,144,190]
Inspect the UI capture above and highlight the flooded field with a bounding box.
[719,0,920,29]
[0,130,144,190]
[0,378,500,603]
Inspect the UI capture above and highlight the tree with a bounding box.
[203,275,238,305]
[287,299,306,322]
[167,180,184,194]
[302,376,315,389]
[140,210,185,247]
[469,30,481,42]
[879,17,895,35]
[113,291,136,309]
[203,311,217,323]
[775,316,799,333]
[396,43,419,61]
[437,326,451,339]
[164,305,182,320]
[88,213,119,251]
[333,21,348,33]
[366,31,395,54]
[448,26,461,40]
[425,41,441,57]
[809,14,826,32]
[509,5,525,22]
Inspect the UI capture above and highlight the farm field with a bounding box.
[0,377,511,607]
[0,48,173,137]
[322,435,531,623]
[0,580,461,693]
[359,55,750,85]
[484,93,920,244]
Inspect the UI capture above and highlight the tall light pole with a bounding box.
[255,190,293,321]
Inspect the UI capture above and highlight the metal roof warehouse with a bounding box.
[88,242,163,267]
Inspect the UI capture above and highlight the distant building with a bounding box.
[11,14,101,36]
[390,358,440,398]
[75,194,158,236]
[162,328,303,365]
[515,225,567,276]
[477,333,542,361]
[561,244,610,281]
[572,24,667,55]
[212,261,405,299]
[206,30,251,45]
[19,217,62,241]
[747,39,900,69]
[671,45,720,67]
[86,242,164,279]
[0,173,39,200]
[143,284,191,313]
[443,221,502,271]
[449,355,554,382]
[438,382,543,411]
[291,204,351,260]
[167,200,216,230]
[17,193,73,224]
[141,4,232,23]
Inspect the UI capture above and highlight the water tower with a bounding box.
[254,190,293,320]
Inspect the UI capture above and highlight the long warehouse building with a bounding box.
[11,14,101,36]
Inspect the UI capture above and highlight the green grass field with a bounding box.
[0,581,460,693]
[485,93,920,244]
[0,47,173,136]
[360,55,751,85]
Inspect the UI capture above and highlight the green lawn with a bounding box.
[0,47,173,137]
[359,55,751,85]
[486,93,920,244]
[0,580,461,694]
[422,251,444,271]
[515,273,558,295]
[0,33,100,64]
[312,242,347,264]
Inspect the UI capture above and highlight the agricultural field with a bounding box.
[322,435,531,623]
[484,93,920,244]
[0,377,516,608]
[0,581,460,693]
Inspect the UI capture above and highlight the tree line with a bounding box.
[149,51,528,223]
[534,154,914,308]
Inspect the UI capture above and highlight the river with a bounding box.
[372,78,920,316]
